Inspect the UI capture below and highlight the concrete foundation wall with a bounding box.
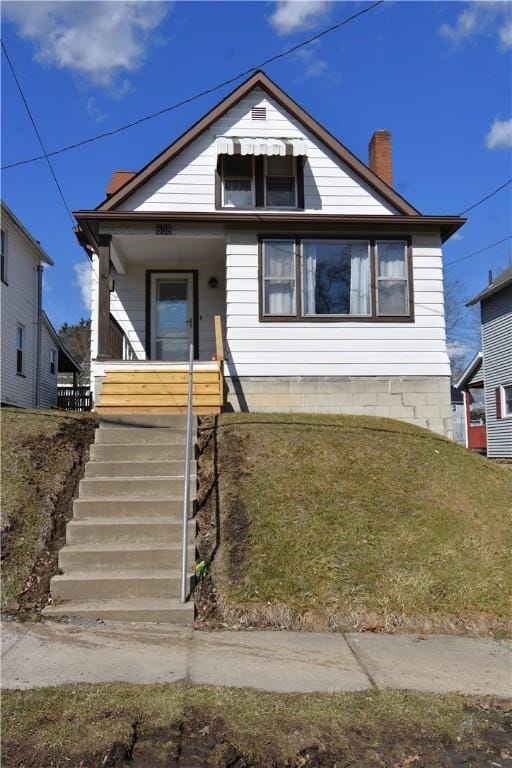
[224,376,453,437]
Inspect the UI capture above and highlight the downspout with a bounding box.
[35,263,43,407]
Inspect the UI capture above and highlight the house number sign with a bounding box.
[155,224,173,235]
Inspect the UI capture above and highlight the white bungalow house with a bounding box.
[74,71,464,435]
[1,201,81,409]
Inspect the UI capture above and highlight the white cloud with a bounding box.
[294,40,328,77]
[269,1,330,36]
[439,2,512,50]
[2,1,169,87]
[450,231,463,241]
[73,262,91,309]
[485,117,512,149]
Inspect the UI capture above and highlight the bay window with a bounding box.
[260,237,412,321]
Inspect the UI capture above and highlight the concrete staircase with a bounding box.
[43,415,196,624]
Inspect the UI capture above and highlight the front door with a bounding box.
[151,273,194,361]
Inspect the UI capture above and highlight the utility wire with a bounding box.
[457,178,512,216]
[1,1,383,171]
[444,235,512,267]
[1,40,75,223]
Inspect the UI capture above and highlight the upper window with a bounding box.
[16,324,25,375]
[50,348,57,376]
[265,156,297,208]
[261,238,411,321]
[219,154,302,210]
[1,228,7,284]
[222,156,254,208]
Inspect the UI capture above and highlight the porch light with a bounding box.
[208,276,219,289]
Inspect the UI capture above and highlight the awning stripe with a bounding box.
[216,137,307,157]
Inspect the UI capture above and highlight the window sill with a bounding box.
[16,372,26,378]
[259,314,415,324]
[1,279,8,286]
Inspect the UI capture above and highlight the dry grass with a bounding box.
[199,413,512,635]
[3,683,510,766]
[1,407,97,612]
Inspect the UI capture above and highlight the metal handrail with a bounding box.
[180,343,194,603]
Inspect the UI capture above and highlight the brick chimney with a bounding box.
[368,130,392,187]
[106,170,136,197]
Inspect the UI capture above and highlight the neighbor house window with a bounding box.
[222,156,254,207]
[50,348,57,376]
[502,385,512,417]
[376,241,409,316]
[16,324,25,375]
[1,228,7,283]
[262,240,296,316]
[261,238,411,321]
[265,156,296,208]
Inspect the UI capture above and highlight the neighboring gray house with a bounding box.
[467,267,512,459]
[1,201,80,409]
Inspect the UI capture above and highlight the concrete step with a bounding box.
[59,543,196,571]
[66,518,192,545]
[73,498,193,520]
[43,598,195,624]
[50,569,191,600]
[79,476,196,499]
[85,460,196,479]
[99,414,191,429]
[96,428,188,445]
[90,443,187,462]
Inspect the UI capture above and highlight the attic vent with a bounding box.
[251,106,266,121]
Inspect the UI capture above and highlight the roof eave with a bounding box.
[455,351,483,389]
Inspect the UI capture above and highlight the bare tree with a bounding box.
[59,318,91,386]
[444,277,480,382]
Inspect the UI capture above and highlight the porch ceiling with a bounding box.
[112,234,225,266]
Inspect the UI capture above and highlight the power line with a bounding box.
[1,40,74,223]
[1,0,383,171]
[457,178,512,216]
[444,235,512,267]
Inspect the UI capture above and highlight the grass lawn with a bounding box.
[197,414,512,635]
[2,684,511,767]
[1,407,97,614]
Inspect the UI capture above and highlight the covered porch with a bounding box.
[88,223,227,413]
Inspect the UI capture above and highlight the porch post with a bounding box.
[97,234,111,359]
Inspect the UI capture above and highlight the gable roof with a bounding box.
[455,351,483,389]
[466,266,512,306]
[1,200,54,265]
[96,70,420,216]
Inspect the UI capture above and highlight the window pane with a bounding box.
[303,241,370,315]
[264,241,295,278]
[504,385,512,415]
[264,281,295,315]
[377,280,408,315]
[266,177,295,207]
[16,326,23,350]
[224,178,252,207]
[377,241,406,278]
[17,349,23,374]
[267,156,294,176]
[224,155,252,177]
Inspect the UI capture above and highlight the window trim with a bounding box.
[1,227,7,285]
[258,234,414,323]
[263,155,298,210]
[50,347,57,376]
[16,323,25,376]
[501,384,512,418]
[221,155,255,209]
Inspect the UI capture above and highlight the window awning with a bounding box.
[216,137,307,157]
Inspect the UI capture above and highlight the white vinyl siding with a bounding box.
[225,232,450,378]
[118,89,397,215]
[39,322,59,408]
[0,222,39,407]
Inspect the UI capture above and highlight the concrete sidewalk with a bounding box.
[2,620,511,697]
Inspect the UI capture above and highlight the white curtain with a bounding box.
[264,241,295,315]
[349,242,370,315]
[378,242,405,278]
[303,245,317,315]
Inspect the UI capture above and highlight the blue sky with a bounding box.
[2,0,511,352]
